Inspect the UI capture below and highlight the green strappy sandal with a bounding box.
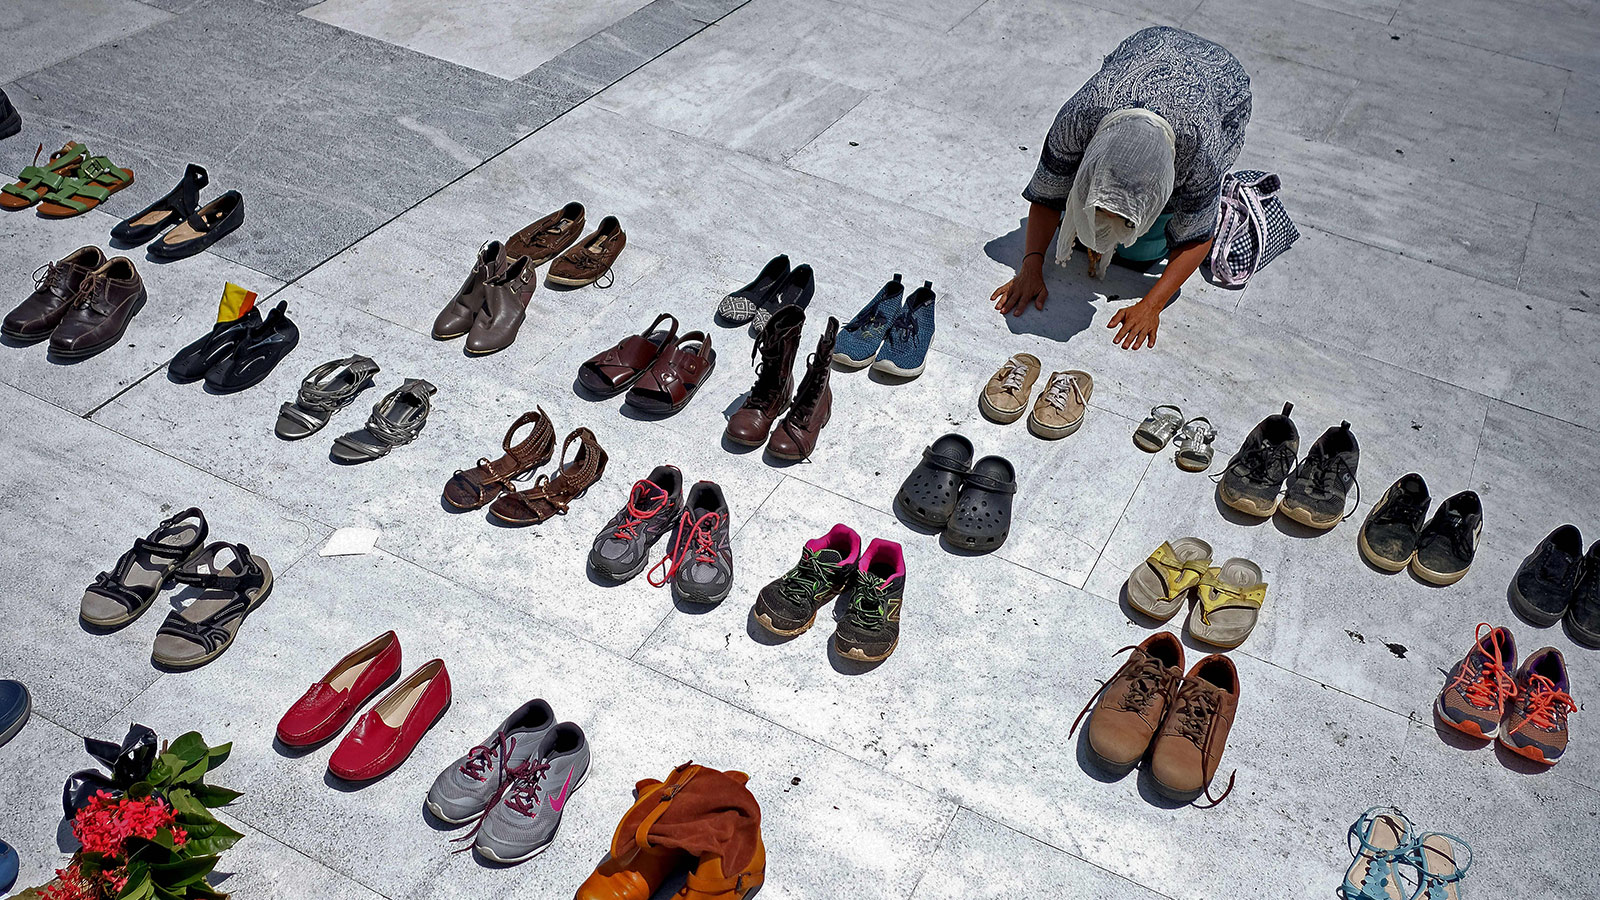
[0,141,87,210]
[36,152,134,218]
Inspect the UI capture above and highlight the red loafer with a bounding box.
[276,631,402,748]
[328,659,451,782]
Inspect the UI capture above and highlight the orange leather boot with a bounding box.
[677,832,766,899]
[575,767,697,900]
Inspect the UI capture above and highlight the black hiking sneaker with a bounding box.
[1511,525,1584,626]
[1358,473,1430,572]
[1217,402,1299,517]
[589,465,683,582]
[648,481,733,604]
[1565,542,1600,647]
[753,524,861,637]
[832,539,905,663]
[1279,421,1359,530]
[1410,491,1482,586]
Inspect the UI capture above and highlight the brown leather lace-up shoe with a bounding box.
[434,241,505,340]
[725,305,804,447]
[1072,632,1184,775]
[49,256,146,359]
[3,245,105,342]
[767,315,837,460]
[548,215,626,288]
[488,427,608,525]
[443,408,556,510]
[506,201,584,266]
[1149,653,1239,806]
[466,255,536,355]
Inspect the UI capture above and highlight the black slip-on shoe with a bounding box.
[1511,525,1584,626]
[149,190,244,260]
[1358,473,1430,572]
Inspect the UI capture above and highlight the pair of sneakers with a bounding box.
[753,525,906,663]
[589,466,735,604]
[1511,524,1600,645]
[1358,473,1482,585]
[978,354,1093,439]
[831,273,936,377]
[1217,403,1361,531]
[1435,623,1576,766]
[426,699,591,864]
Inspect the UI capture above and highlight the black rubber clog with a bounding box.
[895,433,974,528]
[944,455,1016,552]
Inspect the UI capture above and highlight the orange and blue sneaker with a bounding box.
[1498,647,1575,765]
[1434,623,1517,739]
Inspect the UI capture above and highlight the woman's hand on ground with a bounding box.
[991,267,1048,316]
[1108,299,1160,350]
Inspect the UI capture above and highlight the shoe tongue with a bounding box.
[814,548,844,565]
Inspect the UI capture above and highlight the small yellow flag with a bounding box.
[217,282,257,323]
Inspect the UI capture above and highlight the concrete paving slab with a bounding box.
[1519,203,1600,312]
[1470,400,1600,555]
[0,0,169,85]
[910,809,1167,900]
[1392,0,1600,72]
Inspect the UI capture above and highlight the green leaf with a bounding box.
[151,855,218,887]
[117,864,154,900]
[186,885,230,900]
[126,780,154,799]
[173,756,211,785]
[167,732,208,764]
[151,884,185,900]
[184,821,244,856]
[186,784,243,807]
[205,742,232,769]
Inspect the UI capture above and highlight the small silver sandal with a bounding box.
[1173,417,1217,471]
[1134,404,1184,452]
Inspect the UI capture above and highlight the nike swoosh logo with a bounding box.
[548,768,576,812]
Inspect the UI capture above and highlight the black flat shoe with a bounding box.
[750,263,813,336]
[168,304,260,382]
[204,300,298,393]
[149,190,244,260]
[112,164,207,246]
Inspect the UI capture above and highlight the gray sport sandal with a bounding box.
[151,542,273,669]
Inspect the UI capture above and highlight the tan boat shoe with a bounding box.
[1028,369,1092,439]
[978,353,1040,424]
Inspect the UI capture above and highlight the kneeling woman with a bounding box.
[991,26,1252,350]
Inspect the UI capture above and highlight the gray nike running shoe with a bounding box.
[473,722,590,863]
[426,699,555,825]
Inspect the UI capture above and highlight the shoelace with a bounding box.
[846,576,891,629]
[1068,645,1178,739]
[779,551,834,606]
[502,759,553,816]
[458,733,515,782]
[1427,508,1477,560]
[1041,373,1086,411]
[613,480,670,541]
[1233,443,1294,484]
[1307,456,1361,519]
[31,261,67,295]
[1370,491,1427,526]
[69,273,106,312]
[565,239,615,288]
[1169,677,1236,808]
[1446,623,1517,711]
[745,332,789,407]
[887,311,920,345]
[995,357,1030,393]
[844,304,890,334]
[786,352,826,424]
[1512,673,1575,733]
[647,510,725,587]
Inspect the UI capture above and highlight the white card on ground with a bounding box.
[320,527,380,557]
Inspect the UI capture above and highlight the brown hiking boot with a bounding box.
[1148,653,1239,806]
[506,201,584,265]
[767,316,837,460]
[1073,632,1184,774]
[725,305,804,447]
[547,215,626,287]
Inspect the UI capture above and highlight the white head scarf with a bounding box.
[1056,108,1177,277]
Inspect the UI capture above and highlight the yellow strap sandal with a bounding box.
[1126,538,1212,621]
[1188,558,1267,648]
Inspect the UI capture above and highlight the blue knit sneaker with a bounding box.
[871,280,935,377]
[832,274,903,368]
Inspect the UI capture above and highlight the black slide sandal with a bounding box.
[895,433,973,528]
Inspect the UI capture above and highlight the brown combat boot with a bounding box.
[724,305,804,447]
[1148,653,1239,806]
[767,316,837,460]
[1073,631,1184,775]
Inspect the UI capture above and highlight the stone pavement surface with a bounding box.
[1,0,1597,897]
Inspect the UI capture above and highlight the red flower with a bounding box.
[40,863,95,900]
[71,791,180,858]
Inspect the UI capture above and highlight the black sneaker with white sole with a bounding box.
[1279,421,1358,530]
[1217,403,1298,517]
[1358,473,1430,572]
[1511,525,1584,626]
[1411,491,1482,585]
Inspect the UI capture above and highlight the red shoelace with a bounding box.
[647,509,724,587]
[613,479,669,541]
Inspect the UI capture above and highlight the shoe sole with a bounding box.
[589,547,654,584]
[424,799,478,826]
[1085,743,1140,777]
[1217,484,1278,518]
[49,289,147,360]
[0,689,30,748]
[1410,557,1469,586]
[1508,580,1566,627]
[0,325,50,343]
[834,635,897,662]
[831,351,876,369]
[1496,735,1558,765]
[545,273,605,287]
[753,588,844,637]
[675,579,733,606]
[1357,530,1412,573]
[1278,499,1339,531]
[433,330,468,340]
[1148,776,1205,804]
[724,430,771,448]
[1434,694,1497,739]
[151,573,274,670]
[870,358,925,377]
[1566,615,1600,648]
[1027,413,1083,440]
[1133,434,1168,453]
[977,395,1025,425]
[893,493,950,530]
[473,767,589,864]
[1175,455,1211,472]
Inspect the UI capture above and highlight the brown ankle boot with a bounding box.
[725,305,804,447]
[767,316,837,460]
[678,835,765,899]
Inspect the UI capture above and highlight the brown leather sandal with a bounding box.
[487,427,608,526]
[623,331,716,415]
[577,312,678,397]
[442,407,556,510]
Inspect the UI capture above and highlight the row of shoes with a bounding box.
[1436,623,1575,766]
[1074,631,1239,806]
[275,632,451,782]
[1358,473,1482,585]
[588,466,733,604]
[1510,524,1600,646]
[168,284,298,393]
[2,141,133,219]
[578,313,717,415]
[980,353,1094,440]
[1218,404,1361,531]
[725,306,838,459]
[833,272,936,377]
[716,253,815,336]
[433,204,626,355]
[77,508,272,670]
[895,433,1017,552]
[1126,538,1267,648]
[443,409,609,526]
[274,357,438,463]
[112,163,244,260]
[753,525,906,663]
[2,246,147,359]
[1133,404,1217,471]
[1343,807,1470,900]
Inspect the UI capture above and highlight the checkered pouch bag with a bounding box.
[1208,170,1299,288]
